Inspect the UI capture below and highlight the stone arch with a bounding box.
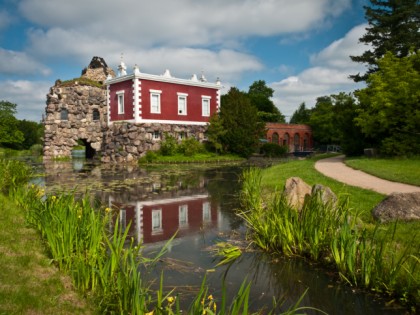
[283,133,290,146]
[77,139,96,159]
[271,132,279,144]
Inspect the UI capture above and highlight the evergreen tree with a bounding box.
[351,0,420,82]
[248,80,285,123]
[290,102,311,124]
[219,87,266,157]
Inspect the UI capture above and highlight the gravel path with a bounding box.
[314,155,420,195]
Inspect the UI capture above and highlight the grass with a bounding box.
[239,155,420,311]
[139,152,244,164]
[345,156,420,186]
[260,154,385,222]
[0,193,93,315]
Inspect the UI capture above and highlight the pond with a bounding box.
[36,158,405,314]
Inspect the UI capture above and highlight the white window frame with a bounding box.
[151,209,163,234]
[177,93,188,115]
[116,91,125,114]
[179,205,188,228]
[150,89,162,114]
[201,96,211,117]
[153,131,161,140]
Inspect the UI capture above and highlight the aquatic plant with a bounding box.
[0,158,32,195]
[240,167,420,309]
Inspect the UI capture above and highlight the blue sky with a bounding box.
[0,0,370,121]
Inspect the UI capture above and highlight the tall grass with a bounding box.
[0,158,32,195]
[4,158,318,314]
[240,167,420,310]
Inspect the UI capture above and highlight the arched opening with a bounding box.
[92,109,100,121]
[294,133,300,152]
[304,133,310,151]
[283,133,290,146]
[72,139,96,159]
[271,132,279,144]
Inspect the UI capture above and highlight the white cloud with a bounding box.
[271,24,369,120]
[0,80,51,121]
[0,48,51,76]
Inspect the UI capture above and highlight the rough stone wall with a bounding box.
[43,83,108,159]
[101,122,208,163]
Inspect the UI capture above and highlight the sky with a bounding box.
[0,0,371,122]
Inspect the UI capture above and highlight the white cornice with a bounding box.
[106,72,221,89]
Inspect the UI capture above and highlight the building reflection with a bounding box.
[109,194,219,244]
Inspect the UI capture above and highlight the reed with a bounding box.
[240,167,420,309]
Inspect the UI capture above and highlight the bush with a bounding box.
[178,138,205,156]
[159,134,178,156]
[260,143,288,157]
[30,144,43,156]
[139,150,158,163]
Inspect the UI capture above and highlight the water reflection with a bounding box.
[38,159,405,315]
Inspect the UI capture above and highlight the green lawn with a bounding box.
[345,156,420,186]
[0,194,93,315]
[139,152,244,164]
[260,154,385,222]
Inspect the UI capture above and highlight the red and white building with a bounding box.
[105,61,222,125]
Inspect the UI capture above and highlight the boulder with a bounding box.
[283,177,312,210]
[311,184,338,207]
[372,192,420,223]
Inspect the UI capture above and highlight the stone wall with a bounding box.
[101,122,208,163]
[43,83,108,159]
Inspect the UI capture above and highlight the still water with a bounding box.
[37,159,405,314]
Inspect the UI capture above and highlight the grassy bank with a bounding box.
[139,152,244,164]
[345,156,420,186]
[0,193,93,315]
[239,155,420,311]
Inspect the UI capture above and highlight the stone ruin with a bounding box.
[43,57,208,163]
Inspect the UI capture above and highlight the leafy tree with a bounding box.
[0,101,24,146]
[248,80,285,123]
[308,96,339,146]
[355,51,420,155]
[219,87,266,157]
[290,102,311,124]
[351,0,420,82]
[17,120,43,150]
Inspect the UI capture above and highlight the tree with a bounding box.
[290,102,311,124]
[206,113,226,154]
[308,96,339,146]
[355,51,420,155]
[248,80,285,123]
[0,101,24,146]
[351,0,420,82]
[219,87,266,157]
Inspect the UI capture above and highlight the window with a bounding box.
[202,202,211,223]
[152,209,163,234]
[120,209,127,232]
[178,132,186,140]
[92,109,100,121]
[153,131,160,140]
[179,205,188,227]
[202,96,211,117]
[116,91,124,114]
[150,90,162,114]
[177,93,188,115]
[60,108,68,120]
[272,132,279,144]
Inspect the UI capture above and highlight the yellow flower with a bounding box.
[145,311,154,315]
[51,195,56,201]
[167,296,175,304]
[207,294,213,301]
[105,207,111,213]
[213,302,217,312]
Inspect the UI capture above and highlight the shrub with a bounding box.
[178,138,205,156]
[139,150,158,163]
[30,144,43,156]
[260,143,288,157]
[160,134,178,156]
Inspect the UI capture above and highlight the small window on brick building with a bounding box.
[116,91,124,114]
[153,131,160,140]
[150,90,162,114]
[60,108,68,120]
[178,93,188,115]
[92,109,100,121]
[202,96,211,117]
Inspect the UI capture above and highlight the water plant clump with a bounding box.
[239,167,420,310]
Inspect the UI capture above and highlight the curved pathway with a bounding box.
[314,155,420,195]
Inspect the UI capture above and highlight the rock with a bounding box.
[283,177,312,210]
[372,192,420,223]
[311,184,338,207]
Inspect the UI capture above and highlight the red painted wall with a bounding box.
[109,80,134,121]
[140,79,218,122]
[266,123,313,152]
